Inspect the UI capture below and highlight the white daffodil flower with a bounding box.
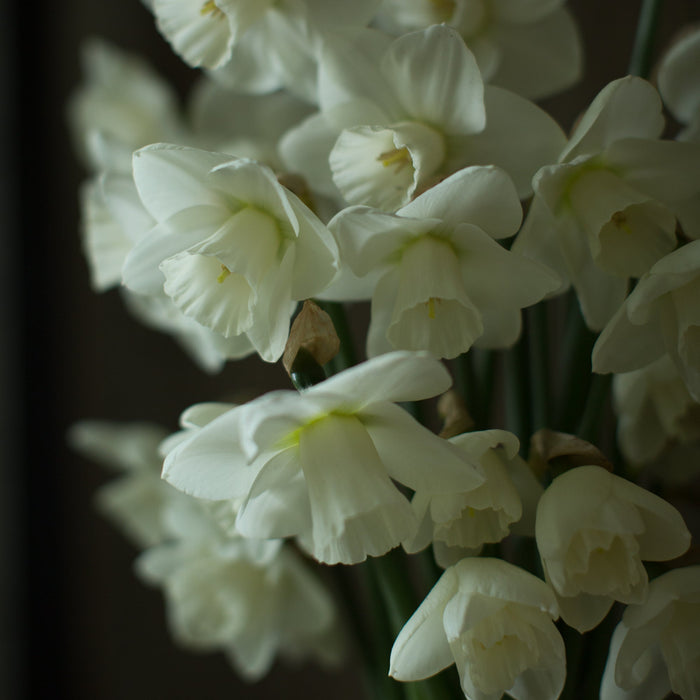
[163,352,485,565]
[123,144,338,363]
[375,0,583,100]
[329,167,559,358]
[404,430,537,569]
[68,421,184,549]
[136,492,343,680]
[390,557,565,700]
[280,25,566,210]
[68,38,183,174]
[600,566,700,700]
[150,0,378,100]
[513,76,700,330]
[535,465,691,633]
[592,239,700,403]
[80,171,253,371]
[613,355,700,468]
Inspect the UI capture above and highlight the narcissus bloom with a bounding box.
[592,239,700,403]
[69,420,181,548]
[613,355,700,468]
[375,0,583,100]
[600,566,700,700]
[281,25,566,210]
[136,494,343,680]
[163,351,483,565]
[390,557,565,700]
[404,430,532,567]
[514,76,700,329]
[329,167,559,358]
[535,466,691,632]
[123,144,338,362]
[68,38,183,174]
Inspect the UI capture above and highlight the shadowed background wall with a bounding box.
[9,1,700,698]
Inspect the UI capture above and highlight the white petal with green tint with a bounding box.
[298,414,416,564]
[381,24,485,135]
[399,165,522,239]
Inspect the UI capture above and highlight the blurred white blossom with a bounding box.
[613,355,700,468]
[375,0,582,100]
[600,566,700,700]
[593,239,700,403]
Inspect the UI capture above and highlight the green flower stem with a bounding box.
[628,0,665,78]
[318,300,358,369]
[576,373,612,444]
[504,336,531,445]
[332,567,399,700]
[559,626,585,700]
[369,552,455,700]
[527,303,550,432]
[555,294,596,434]
[474,349,496,429]
[455,351,479,425]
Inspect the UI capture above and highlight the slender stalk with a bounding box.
[527,303,550,432]
[576,373,612,443]
[361,562,408,700]
[628,0,664,78]
[369,552,455,700]
[318,300,358,369]
[332,567,397,700]
[504,336,531,445]
[473,349,496,428]
[555,294,595,433]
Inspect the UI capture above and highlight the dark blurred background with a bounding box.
[4,1,699,698]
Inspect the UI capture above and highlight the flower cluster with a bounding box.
[69,4,700,700]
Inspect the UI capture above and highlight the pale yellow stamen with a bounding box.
[426,297,440,319]
[612,211,633,235]
[377,147,412,173]
[201,0,224,18]
[217,264,231,284]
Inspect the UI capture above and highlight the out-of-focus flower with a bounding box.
[535,465,691,632]
[280,25,566,210]
[600,566,700,700]
[390,557,565,700]
[592,239,700,403]
[513,76,700,330]
[123,145,338,362]
[329,166,559,358]
[68,38,183,174]
[68,420,184,548]
[375,0,582,100]
[613,355,700,468]
[163,351,484,565]
[136,490,344,680]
